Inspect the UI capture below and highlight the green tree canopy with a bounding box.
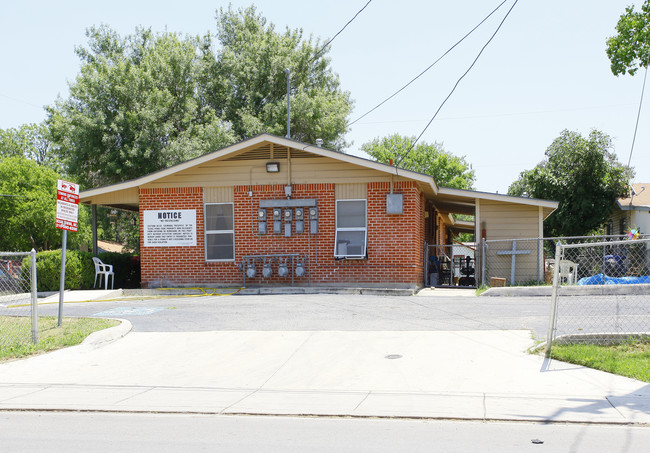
[47,25,236,189]
[507,130,633,237]
[47,6,353,189]
[0,157,90,251]
[0,123,59,170]
[361,134,475,190]
[606,0,650,76]
[207,6,353,149]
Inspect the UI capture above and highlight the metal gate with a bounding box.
[424,243,477,288]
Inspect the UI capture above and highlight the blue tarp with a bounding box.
[578,274,650,285]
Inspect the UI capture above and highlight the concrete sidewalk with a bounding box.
[0,323,648,424]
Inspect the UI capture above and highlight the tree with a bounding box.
[361,134,475,189]
[47,7,353,189]
[0,123,59,170]
[0,157,91,251]
[207,5,353,150]
[606,0,650,76]
[47,25,237,189]
[507,130,633,237]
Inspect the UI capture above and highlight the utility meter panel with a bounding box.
[309,207,318,234]
[258,208,267,234]
[295,207,304,219]
[258,208,267,221]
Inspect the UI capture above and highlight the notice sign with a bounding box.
[56,179,79,232]
[143,210,197,247]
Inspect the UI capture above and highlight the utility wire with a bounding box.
[313,0,373,61]
[396,0,519,167]
[349,0,508,127]
[627,64,648,168]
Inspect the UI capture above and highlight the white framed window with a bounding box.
[205,203,234,261]
[335,199,367,259]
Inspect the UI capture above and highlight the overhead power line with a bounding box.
[396,0,520,167]
[313,0,373,61]
[349,0,508,127]
[627,64,648,168]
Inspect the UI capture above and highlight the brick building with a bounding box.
[80,134,557,289]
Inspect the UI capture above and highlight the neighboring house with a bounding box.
[79,134,557,289]
[608,183,650,236]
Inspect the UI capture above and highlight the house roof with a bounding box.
[617,183,650,211]
[79,133,558,217]
[80,134,439,206]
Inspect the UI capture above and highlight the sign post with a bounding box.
[55,179,79,326]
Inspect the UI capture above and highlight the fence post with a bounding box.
[30,248,38,344]
[545,243,563,358]
[481,238,487,286]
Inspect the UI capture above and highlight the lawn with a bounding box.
[0,316,119,362]
[550,340,650,383]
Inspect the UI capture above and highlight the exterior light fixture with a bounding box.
[266,162,280,173]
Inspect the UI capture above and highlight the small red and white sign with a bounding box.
[56,179,80,232]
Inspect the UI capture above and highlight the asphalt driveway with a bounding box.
[32,293,553,339]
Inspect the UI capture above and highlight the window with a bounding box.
[335,199,367,259]
[205,203,234,261]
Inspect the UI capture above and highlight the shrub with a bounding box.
[96,252,141,289]
[27,250,140,291]
[30,250,94,291]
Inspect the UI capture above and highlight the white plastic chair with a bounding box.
[92,257,114,290]
[558,260,577,285]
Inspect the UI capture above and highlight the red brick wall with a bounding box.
[139,182,425,288]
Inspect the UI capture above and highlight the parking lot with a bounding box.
[27,292,553,339]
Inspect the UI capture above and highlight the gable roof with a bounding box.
[617,183,650,211]
[79,133,558,217]
[80,133,439,204]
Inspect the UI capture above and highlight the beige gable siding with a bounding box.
[145,157,399,188]
[204,187,234,203]
[480,200,540,240]
[335,183,368,199]
[480,200,544,285]
[87,187,139,207]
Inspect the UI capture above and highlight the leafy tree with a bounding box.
[207,5,353,150]
[606,0,650,76]
[47,7,353,189]
[0,123,59,170]
[0,157,91,251]
[361,134,475,189]
[47,26,236,189]
[508,130,633,237]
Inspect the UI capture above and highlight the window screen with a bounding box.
[205,203,234,261]
[335,199,367,259]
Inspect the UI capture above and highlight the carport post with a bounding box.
[92,205,98,256]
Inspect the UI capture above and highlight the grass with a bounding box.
[0,316,119,362]
[550,340,650,383]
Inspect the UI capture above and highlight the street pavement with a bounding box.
[0,289,649,424]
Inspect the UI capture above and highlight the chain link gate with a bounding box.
[545,238,650,356]
[480,234,650,287]
[0,250,39,346]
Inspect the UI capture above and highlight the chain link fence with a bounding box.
[0,250,38,346]
[480,234,650,287]
[545,238,650,355]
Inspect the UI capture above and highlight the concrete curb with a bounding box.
[81,318,132,349]
[122,287,416,297]
[481,284,650,297]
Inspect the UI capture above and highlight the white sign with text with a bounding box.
[143,210,197,247]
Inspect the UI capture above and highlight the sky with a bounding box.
[1,0,648,194]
